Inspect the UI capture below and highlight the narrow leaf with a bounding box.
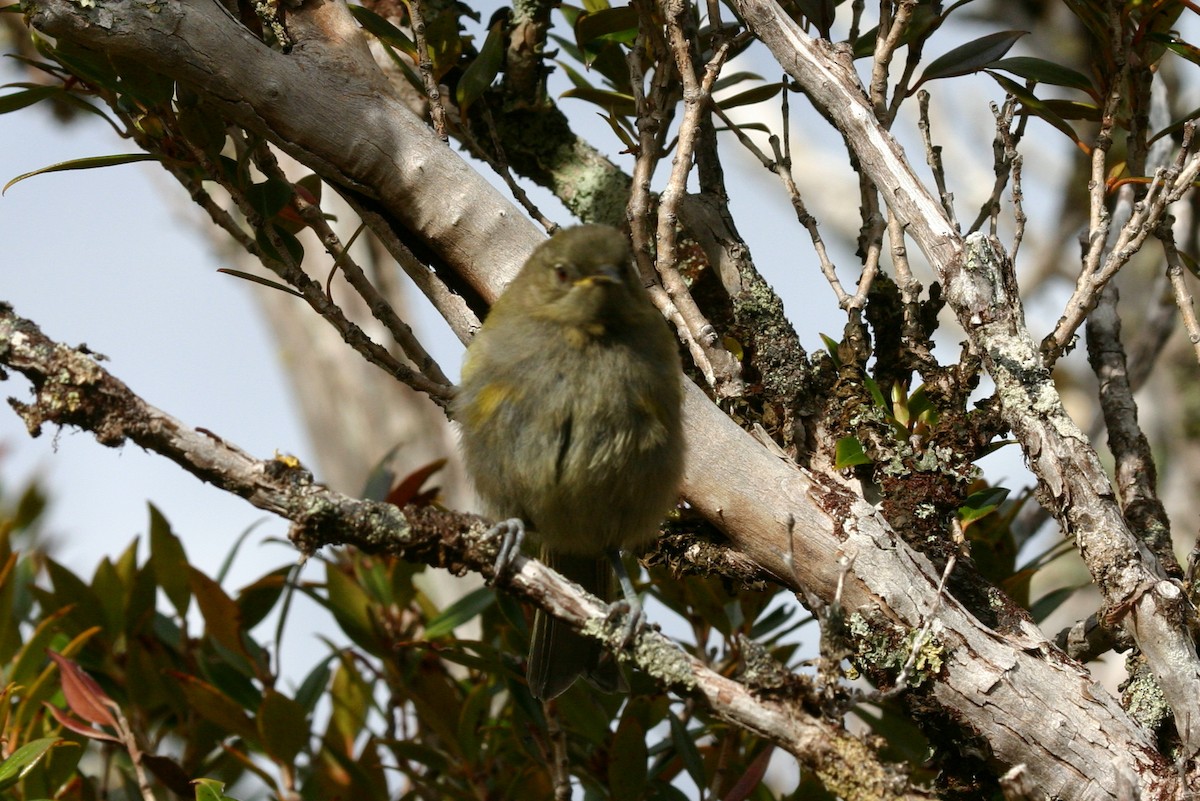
[0,737,61,792]
[716,82,784,110]
[44,703,120,743]
[560,86,636,115]
[958,486,1011,525]
[349,5,417,56]
[0,85,59,114]
[989,56,1094,93]
[987,73,1083,148]
[667,711,706,789]
[1029,584,1084,623]
[148,503,191,617]
[424,587,495,639]
[4,153,159,194]
[913,30,1028,91]
[216,268,304,298]
[575,6,638,50]
[456,23,505,111]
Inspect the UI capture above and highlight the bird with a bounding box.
[453,224,685,700]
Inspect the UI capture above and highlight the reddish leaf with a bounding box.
[43,703,120,743]
[46,651,117,728]
[723,744,775,801]
[386,459,447,508]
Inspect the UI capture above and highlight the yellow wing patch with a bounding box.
[464,381,516,427]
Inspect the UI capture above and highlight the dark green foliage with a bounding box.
[0,470,817,799]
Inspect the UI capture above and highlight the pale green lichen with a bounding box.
[583,618,698,692]
[1123,668,1170,731]
[848,612,945,688]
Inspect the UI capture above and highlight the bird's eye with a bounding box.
[553,264,570,284]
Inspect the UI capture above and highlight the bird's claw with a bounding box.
[489,518,525,583]
[605,597,645,651]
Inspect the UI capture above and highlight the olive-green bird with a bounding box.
[454,224,685,701]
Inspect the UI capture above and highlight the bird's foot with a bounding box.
[605,596,646,651]
[488,518,525,583]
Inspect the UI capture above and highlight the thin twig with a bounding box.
[253,144,453,387]
[967,95,1020,235]
[868,0,915,123]
[407,0,449,141]
[477,103,558,233]
[545,701,571,800]
[1046,124,1200,362]
[1161,224,1200,368]
[916,90,957,230]
[654,0,744,396]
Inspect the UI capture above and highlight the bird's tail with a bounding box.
[527,550,624,700]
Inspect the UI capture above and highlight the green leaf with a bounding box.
[148,504,190,617]
[1154,32,1200,68]
[193,777,241,801]
[575,6,638,50]
[1029,584,1083,623]
[1035,98,1101,122]
[666,711,706,789]
[913,30,1028,92]
[4,153,160,194]
[715,81,784,110]
[174,674,258,742]
[958,486,1010,525]
[0,85,60,114]
[819,333,841,366]
[257,690,309,764]
[711,71,765,93]
[560,86,636,115]
[235,566,289,631]
[986,73,1082,147]
[989,56,1094,93]
[907,384,934,422]
[835,437,872,470]
[45,559,105,633]
[424,586,496,639]
[863,375,886,409]
[216,268,304,298]
[254,224,305,267]
[189,568,249,662]
[293,655,334,714]
[348,5,417,56]
[245,178,294,222]
[456,22,504,112]
[323,562,380,654]
[0,738,61,792]
[596,110,637,151]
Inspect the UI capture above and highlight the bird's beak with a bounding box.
[576,265,623,286]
